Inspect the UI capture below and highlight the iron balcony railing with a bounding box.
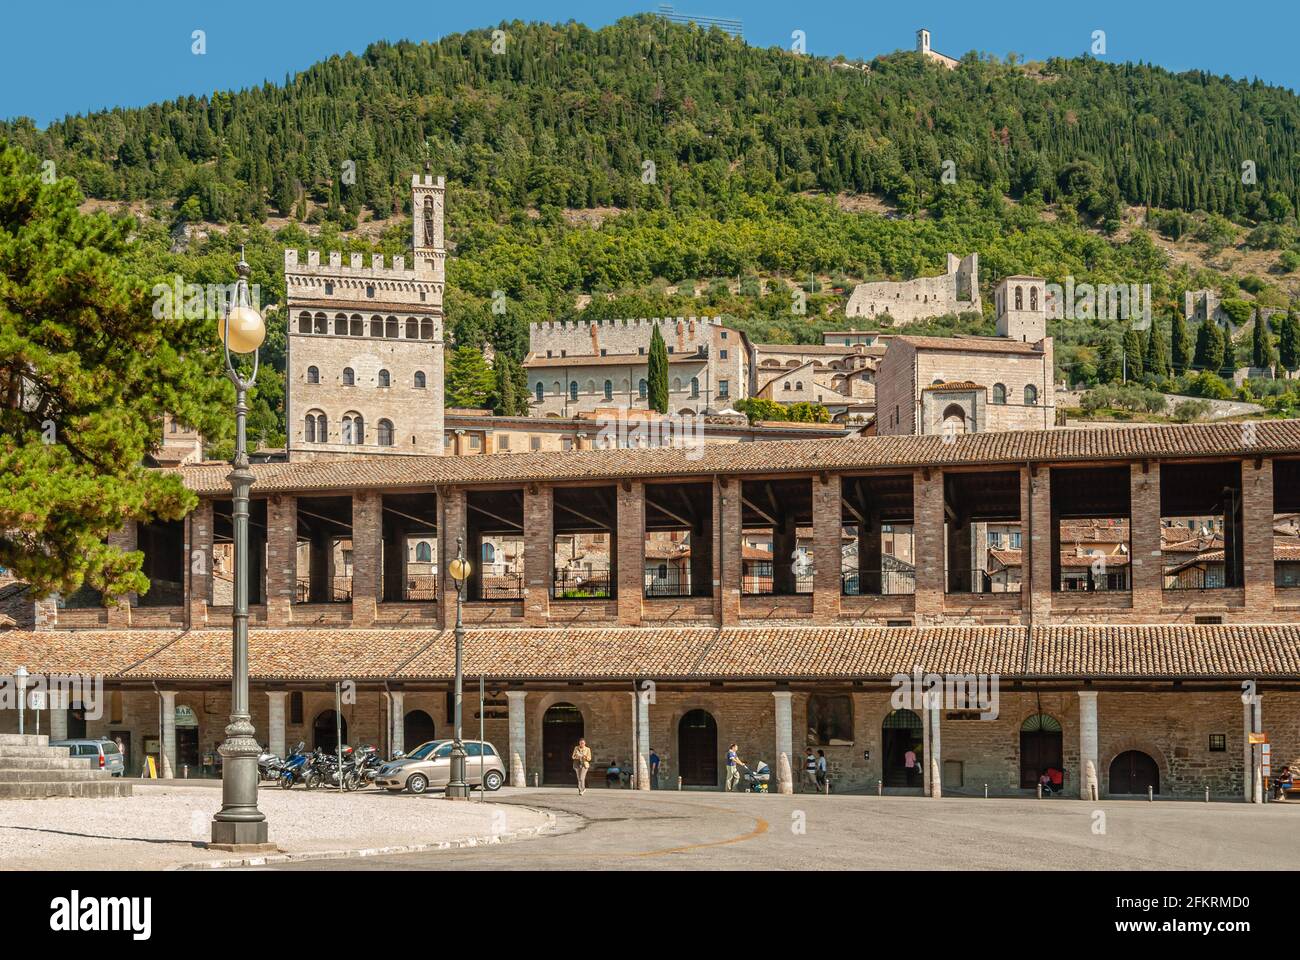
[1056,569,1131,592]
[841,569,917,596]
[552,566,614,600]
[477,573,525,601]
[403,575,438,602]
[295,576,353,603]
[1164,569,1237,591]
[741,572,814,596]
[644,568,694,598]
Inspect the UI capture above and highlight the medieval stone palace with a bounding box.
[3,421,1299,799]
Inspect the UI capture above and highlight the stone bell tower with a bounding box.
[411,166,446,282]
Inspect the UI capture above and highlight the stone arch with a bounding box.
[1102,738,1170,796]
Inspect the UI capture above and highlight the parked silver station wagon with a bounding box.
[374,739,506,794]
[50,738,125,777]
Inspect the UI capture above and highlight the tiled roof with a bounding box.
[895,335,1046,355]
[923,380,985,392]
[4,624,1300,681]
[170,420,1300,497]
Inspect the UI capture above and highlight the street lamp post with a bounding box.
[15,666,27,736]
[211,249,271,848]
[446,538,473,799]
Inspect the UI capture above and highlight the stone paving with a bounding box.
[274,786,1300,871]
[0,781,549,870]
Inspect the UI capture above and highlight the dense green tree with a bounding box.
[1096,337,1122,384]
[1144,320,1170,379]
[646,325,669,414]
[1170,310,1193,375]
[1279,311,1300,372]
[1122,328,1144,381]
[445,345,495,408]
[0,144,229,598]
[1194,320,1225,370]
[1252,315,1274,370]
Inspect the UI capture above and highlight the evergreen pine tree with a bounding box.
[646,325,669,413]
[445,345,496,408]
[1221,327,1237,375]
[1145,319,1170,379]
[1123,327,1144,380]
[1097,337,1122,384]
[1252,314,1274,370]
[1194,320,1224,370]
[492,355,518,416]
[1279,310,1300,372]
[1170,310,1192,374]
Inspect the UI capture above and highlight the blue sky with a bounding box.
[3,1,1298,126]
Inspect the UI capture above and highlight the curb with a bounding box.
[171,808,556,870]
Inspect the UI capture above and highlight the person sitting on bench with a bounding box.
[606,759,622,788]
[1047,767,1064,795]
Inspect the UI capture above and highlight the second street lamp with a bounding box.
[211,249,272,848]
[446,538,472,800]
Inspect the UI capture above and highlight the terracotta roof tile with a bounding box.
[171,420,1300,497]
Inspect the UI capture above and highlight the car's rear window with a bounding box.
[101,742,120,754]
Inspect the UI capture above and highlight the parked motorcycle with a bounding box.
[257,747,285,783]
[306,744,356,790]
[348,744,383,790]
[278,741,310,790]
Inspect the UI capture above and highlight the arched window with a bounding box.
[377,418,394,446]
[569,382,578,402]
[552,381,561,397]
[405,318,418,339]
[298,312,312,334]
[306,366,319,385]
[415,542,432,563]
[992,383,1006,404]
[535,382,545,403]
[691,377,699,399]
[385,317,399,339]
[1014,286,1023,310]
[783,382,792,391]
[414,371,426,389]
[1030,287,1039,311]
[795,381,803,390]
[350,315,363,336]
[342,412,364,445]
[305,411,326,443]
[378,369,390,388]
[313,312,327,334]
[420,319,434,340]
[334,314,348,335]
[603,380,613,401]
[304,413,316,443]
[941,404,967,436]
[369,316,383,338]
[586,379,596,395]
[482,542,496,564]
[423,196,435,247]
[673,377,682,392]
[1024,384,1039,405]
[638,379,648,399]
[342,367,355,387]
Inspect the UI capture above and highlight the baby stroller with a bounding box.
[740,760,771,793]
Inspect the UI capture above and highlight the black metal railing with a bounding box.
[295,576,353,603]
[945,568,1021,595]
[1056,569,1131,592]
[403,575,438,601]
[1164,569,1235,591]
[552,567,614,599]
[841,570,917,596]
[644,568,693,598]
[742,573,814,596]
[477,573,525,600]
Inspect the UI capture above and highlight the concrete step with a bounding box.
[0,745,77,759]
[0,769,112,783]
[0,734,49,747]
[0,780,132,800]
[0,757,96,771]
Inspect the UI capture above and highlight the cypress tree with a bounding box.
[1194,320,1224,370]
[1251,314,1274,371]
[1145,319,1170,379]
[646,324,669,413]
[1221,327,1237,375]
[1170,310,1192,374]
[1097,337,1122,384]
[1279,310,1300,372]
[1123,327,1144,380]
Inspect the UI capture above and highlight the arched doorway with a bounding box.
[313,710,347,752]
[1019,714,1063,788]
[882,709,923,787]
[542,703,584,785]
[403,710,436,749]
[1110,750,1160,795]
[677,709,719,786]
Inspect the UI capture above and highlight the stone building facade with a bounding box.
[876,276,1055,436]
[845,252,979,325]
[524,317,749,417]
[284,173,447,460]
[6,421,1300,800]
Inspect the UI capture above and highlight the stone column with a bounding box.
[438,488,467,630]
[616,481,644,625]
[187,500,213,629]
[1245,691,1264,804]
[813,474,842,622]
[635,687,651,791]
[105,521,136,626]
[913,470,945,621]
[351,491,381,626]
[1243,459,1275,616]
[49,704,68,741]
[160,690,177,779]
[922,704,932,795]
[266,495,297,626]
[773,691,794,794]
[1027,466,1052,619]
[266,691,287,758]
[930,702,943,798]
[1078,691,1099,800]
[523,485,552,627]
[506,691,527,786]
[389,690,406,758]
[720,480,742,624]
[1129,464,1161,615]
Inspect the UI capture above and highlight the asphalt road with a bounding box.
[267,786,1300,871]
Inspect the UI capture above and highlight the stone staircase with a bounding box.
[0,734,133,799]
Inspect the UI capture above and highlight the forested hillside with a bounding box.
[4,14,1300,443]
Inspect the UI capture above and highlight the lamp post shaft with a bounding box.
[446,540,470,799]
[211,259,269,847]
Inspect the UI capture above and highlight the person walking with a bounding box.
[648,747,660,789]
[816,749,829,792]
[802,748,818,792]
[904,744,919,788]
[724,743,743,791]
[572,737,592,795]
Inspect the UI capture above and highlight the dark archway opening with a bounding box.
[404,709,436,749]
[313,710,348,752]
[677,709,719,786]
[1109,750,1160,795]
[542,703,584,785]
[1019,714,1063,788]
[882,708,923,788]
